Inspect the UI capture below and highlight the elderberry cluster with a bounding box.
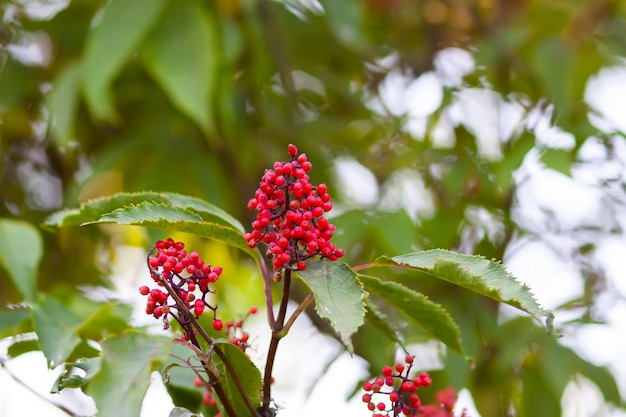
[362,355,432,416]
[140,238,223,333]
[244,144,344,271]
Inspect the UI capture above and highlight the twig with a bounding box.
[0,357,81,417]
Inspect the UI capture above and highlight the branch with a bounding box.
[0,356,80,417]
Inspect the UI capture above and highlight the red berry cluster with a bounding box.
[244,144,344,272]
[418,387,459,417]
[362,355,432,416]
[140,238,223,333]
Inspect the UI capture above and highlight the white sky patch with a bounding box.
[405,72,443,118]
[333,156,379,205]
[378,69,412,116]
[434,47,475,87]
[448,88,503,160]
[15,0,70,20]
[379,169,435,220]
[456,388,483,417]
[7,32,52,67]
[594,236,626,297]
[585,63,626,134]
[513,160,612,232]
[504,238,583,311]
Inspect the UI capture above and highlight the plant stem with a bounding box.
[261,269,292,411]
[158,274,239,417]
[260,255,276,327]
[279,292,314,338]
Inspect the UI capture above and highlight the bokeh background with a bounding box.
[2,0,626,415]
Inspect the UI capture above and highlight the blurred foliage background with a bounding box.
[2,0,626,415]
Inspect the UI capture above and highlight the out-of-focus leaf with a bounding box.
[161,343,202,411]
[51,357,101,393]
[0,308,31,338]
[142,0,218,135]
[540,148,573,176]
[0,218,43,302]
[76,302,132,341]
[46,62,81,147]
[541,338,623,406]
[531,37,575,119]
[213,340,262,417]
[296,260,367,352]
[375,250,554,333]
[7,337,40,358]
[363,300,403,347]
[318,0,366,50]
[32,296,84,368]
[82,0,168,120]
[358,274,463,354]
[87,331,170,417]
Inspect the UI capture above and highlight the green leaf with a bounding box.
[213,340,262,417]
[51,357,101,393]
[76,302,132,341]
[90,202,204,224]
[0,308,31,338]
[142,0,218,135]
[169,407,201,417]
[0,218,43,301]
[44,192,255,259]
[161,343,202,411]
[90,202,255,258]
[375,249,555,333]
[7,337,40,358]
[540,148,573,176]
[87,331,170,417]
[46,61,81,147]
[358,274,464,354]
[296,260,367,353]
[364,300,403,347]
[82,0,168,120]
[32,296,84,368]
[318,0,366,50]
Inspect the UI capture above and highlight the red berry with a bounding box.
[382,365,393,376]
[389,391,399,402]
[213,319,223,331]
[362,393,372,402]
[288,144,298,156]
[249,306,258,314]
[401,381,416,392]
[405,355,414,364]
[139,286,150,295]
[376,402,385,411]
[395,363,405,373]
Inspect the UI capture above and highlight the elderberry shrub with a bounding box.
[244,144,344,272]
